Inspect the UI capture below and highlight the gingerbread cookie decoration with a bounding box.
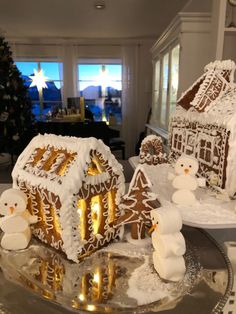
[112,165,161,240]
[139,135,167,165]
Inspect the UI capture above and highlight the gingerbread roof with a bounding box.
[177,60,236,113]
[172,85,236,129]
[13,133,125,197]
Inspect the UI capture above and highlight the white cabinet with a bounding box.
[149,12,212,140]
[212,0,236,60]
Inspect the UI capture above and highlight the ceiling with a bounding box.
[0,0,188,39]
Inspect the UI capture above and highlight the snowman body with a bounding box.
[0,189,37,250]
[150,208,186,282]
[171,155,199,206]
[172,174,198,190]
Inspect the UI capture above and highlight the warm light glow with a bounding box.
[78,293,85,302]
[31,148,46,166]
[107,190,115,223]
[51,206,62,235]
[91,195,101,235]
[93,272,100,284]
[56,153,77,176]
[77,199,87,240]
[87,305,96,312]
[93,202,100,213]
[29,69,48,90]
[87,157,104,176]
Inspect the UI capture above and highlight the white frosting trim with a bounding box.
[140,134,162,146]
[204,59,236,82]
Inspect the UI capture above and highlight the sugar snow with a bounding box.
[142,163,236,228]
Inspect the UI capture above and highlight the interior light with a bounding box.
[95,2,105,9]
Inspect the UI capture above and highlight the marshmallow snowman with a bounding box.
[150,208,186,282]
[0,188,38,250]
[170,155,204,206]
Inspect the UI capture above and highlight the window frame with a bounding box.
[15,58,64,117]
[152,42,180,131]
[77,58,122,123]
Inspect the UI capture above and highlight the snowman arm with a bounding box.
[167,172,175,181]
[197,177,206,187]
[23,211,38,224]
[29,214,38,224]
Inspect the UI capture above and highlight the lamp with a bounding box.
[29,69,48,119]
[94,1,105,9]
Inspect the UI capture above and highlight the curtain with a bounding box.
[122,44,139,158]
[61,44,77,107]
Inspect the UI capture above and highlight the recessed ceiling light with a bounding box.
[94,2,105,9]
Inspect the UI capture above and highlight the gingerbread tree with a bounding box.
[112,165,160,239]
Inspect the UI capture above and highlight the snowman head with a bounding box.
[175,155,199,176]
[149,209,159,233]
[0,188,27,216]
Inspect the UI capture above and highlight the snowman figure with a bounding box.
[150,207,186,282]
[0,188,38,250]
[169,155,205,206]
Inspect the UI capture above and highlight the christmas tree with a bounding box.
[112,165,161,239]
[0,36,34,161]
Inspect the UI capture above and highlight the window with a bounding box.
[16,61,63,120]
[78,62,122,124]
[151,44,180,130]
[197,135,214,167]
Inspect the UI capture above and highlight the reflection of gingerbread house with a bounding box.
[12,134,125,262]
[0,245,120,312]
[169,60,236,196]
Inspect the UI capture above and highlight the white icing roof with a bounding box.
[177,60,236,115]
[173,85,236,129]
[12,134,124,197]
[204,59,236,74]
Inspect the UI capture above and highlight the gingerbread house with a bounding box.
[12,134,125,262]
[169,60,236,197]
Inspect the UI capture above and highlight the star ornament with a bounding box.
[29,69,48,90]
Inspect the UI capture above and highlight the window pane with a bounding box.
[40,62,62,81]
[78,63,122,124]
[151,60,160,125]
[161,53,169,127]
[15,62,38,77]
[15,61,63,120]
[170,45,180,114]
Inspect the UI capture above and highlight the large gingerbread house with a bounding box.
[169,60,236,197]
[12,134,125,262]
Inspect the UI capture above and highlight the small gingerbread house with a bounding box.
[12,134,125,262]
[169,60,236,197]
[139,135,167,165]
